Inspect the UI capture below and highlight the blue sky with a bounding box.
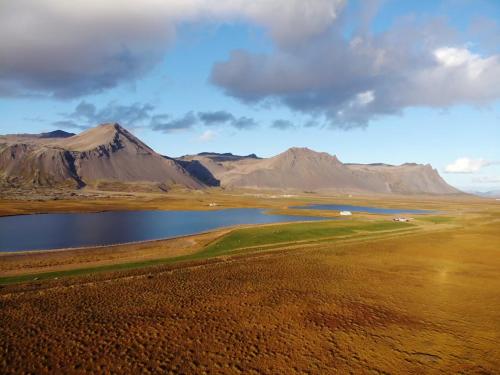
[0,0,499,192]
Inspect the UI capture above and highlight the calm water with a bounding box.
[293,204,432,215]
[0,208,324,252]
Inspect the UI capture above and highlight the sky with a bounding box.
[0,0,499,192]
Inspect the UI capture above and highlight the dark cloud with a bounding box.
[0,1,176,98]
[157,111,260,131]
[197,110,257,129]
[303,120,321,128]
[232,116,257,130]
[211,6,500,128]
[198,111,235,125]
[272,119,296,130]
[151,112,198,133]
[54,101,155,129]
[53,102,259,133]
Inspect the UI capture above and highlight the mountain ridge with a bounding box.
[181,147,460,195]
[1,124,461,194]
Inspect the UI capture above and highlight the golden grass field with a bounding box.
[0,191,499,374]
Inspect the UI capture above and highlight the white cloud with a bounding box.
[434,46,497,79]
[355,90,375,106]
[445,157,493,173]
[198,130,216,142]
[435,47,477,67]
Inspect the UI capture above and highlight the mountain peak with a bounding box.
[60,123,151,152]
[278,147,339,162]
[285,146,314,153]
[97,122,123,130]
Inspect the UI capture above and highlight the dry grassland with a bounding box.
[0,194,499,373]
[0,230,228,277]
[0,187,489,217]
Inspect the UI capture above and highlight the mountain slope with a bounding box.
[346,163,459,194]
[0,143,83,188]
[182,147,460,194]
[0,124,203,189]
[58,124,201,187]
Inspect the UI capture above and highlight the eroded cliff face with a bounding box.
[0,123,203,189]
[0,143,83,188]
[346,163,460,195]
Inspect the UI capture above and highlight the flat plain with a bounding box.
[0,192,499,374]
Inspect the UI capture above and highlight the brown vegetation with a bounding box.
[0,196,499,373]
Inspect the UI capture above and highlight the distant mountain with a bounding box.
[2,130,75,141]
[194,152,260,162]
[182,147,460,195]
[39,130,75,139]
[469,190,500,198]
[0,123,203,189]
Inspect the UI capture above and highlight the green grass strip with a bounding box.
[0,220,414,285]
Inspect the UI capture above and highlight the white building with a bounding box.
[340,211,352,216]
[393,217,410,222]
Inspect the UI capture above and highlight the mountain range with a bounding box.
[0,123,460,195]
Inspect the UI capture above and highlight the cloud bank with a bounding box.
[211,26,500,127]
[152,111,257,132]
[54,102,260,132]
[54,101,154,130]
[0,0,344,98]
[445,157,497,173]
[2,0,499,128]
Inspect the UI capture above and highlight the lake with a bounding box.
[293,203,432,215]
[0,208,324,252]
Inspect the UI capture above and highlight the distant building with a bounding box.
[340,211,352,216]
[208,202,218,207]
[393,217,410,222]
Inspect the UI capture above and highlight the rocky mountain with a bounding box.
[1,124,460,194]
[0,123,203,189]
[181,147,460,195]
